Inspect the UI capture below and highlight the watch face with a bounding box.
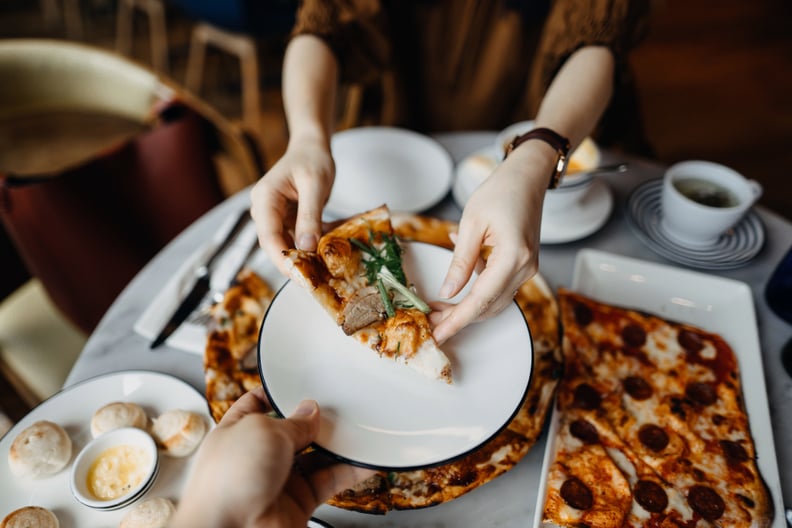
[548,154,567,189]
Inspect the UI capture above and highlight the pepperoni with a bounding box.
[623,376,653,400]
[678,330,704,353]
[638,424,669,452]
[720,439,749,464]
[560,477,593,510]
[685,382,717,406]
[622,323,647,348]
[570,419,599,444]
[573,302,594,326]
[573,383,602,410]
[634,480,668,513]
[687,485,725,521]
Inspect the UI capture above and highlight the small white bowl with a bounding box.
[543,178,595,212]
[70,427,159,511]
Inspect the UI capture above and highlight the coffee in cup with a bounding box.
[660,161,762,247]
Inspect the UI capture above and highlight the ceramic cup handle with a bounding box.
[748,180,763,202]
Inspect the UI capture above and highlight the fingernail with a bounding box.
[439,281,456,299]
[293,400,317,417]
[297,233,317,250]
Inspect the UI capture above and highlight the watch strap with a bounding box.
[504,127,571,189]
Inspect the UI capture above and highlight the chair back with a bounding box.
[0,39,262,333]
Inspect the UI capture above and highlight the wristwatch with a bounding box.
[504,127,571,189]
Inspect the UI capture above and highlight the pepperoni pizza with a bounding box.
[541,289,774,528]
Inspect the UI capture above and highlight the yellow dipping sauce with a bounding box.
[86,445,151,500]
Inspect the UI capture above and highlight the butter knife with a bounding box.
[150,209,252,349]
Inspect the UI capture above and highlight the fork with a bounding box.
[187,238,260,326]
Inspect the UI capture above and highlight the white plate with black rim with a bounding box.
[326,127,454,219]
[257,242,534,471]
[625,179,765,270]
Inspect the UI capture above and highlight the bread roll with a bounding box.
[1,506,59,528]
[150,410,207,457]
[91,402,148,438]
[8,421,72,479]
[119,497,175,528]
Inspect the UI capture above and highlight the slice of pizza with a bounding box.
[204,268,274,423]
[543,408,633,528]
[283,205,452,383]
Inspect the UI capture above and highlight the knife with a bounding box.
[150,209,252,349]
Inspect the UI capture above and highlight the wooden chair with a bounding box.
[115,0,170,73]
[184,21,261,138]
[39,0,84,39]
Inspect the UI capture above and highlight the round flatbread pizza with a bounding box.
[203,213,561,513]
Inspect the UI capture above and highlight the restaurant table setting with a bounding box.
[5,128,790,527]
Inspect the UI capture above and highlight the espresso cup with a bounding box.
[660,161,762,246]
[543,176,594,212]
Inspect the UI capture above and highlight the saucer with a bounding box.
[625,179,765,270]
[540,178,613,244]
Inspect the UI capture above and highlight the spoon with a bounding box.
[558,163,629,189]
[584,162,629,176]
[782,336,792,379]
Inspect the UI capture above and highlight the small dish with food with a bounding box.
[69,427,159,511]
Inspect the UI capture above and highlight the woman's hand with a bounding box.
[171,387,375,528]
[250,138,335,275]
[430,141,555,344]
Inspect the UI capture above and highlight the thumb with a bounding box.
[294,178,329,252]
[281,400,321,452]
[438,228,481,299]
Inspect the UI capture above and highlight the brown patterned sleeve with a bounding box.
[291,0,391,85]
[527,0,652,152]
[532,0,650,90]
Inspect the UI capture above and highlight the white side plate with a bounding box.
[258,242,533,470]
[533,249,784,528]
[326,127,454,218]
[0,371,212,527]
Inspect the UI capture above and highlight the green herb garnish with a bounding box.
[350,232,430,317]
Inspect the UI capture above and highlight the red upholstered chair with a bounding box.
[0,39,263,336]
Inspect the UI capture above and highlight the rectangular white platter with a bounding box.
[533,249,785,528]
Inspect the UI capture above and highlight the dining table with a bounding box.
[64,131,792,527]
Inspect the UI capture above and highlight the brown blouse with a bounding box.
[292,0,652,151]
